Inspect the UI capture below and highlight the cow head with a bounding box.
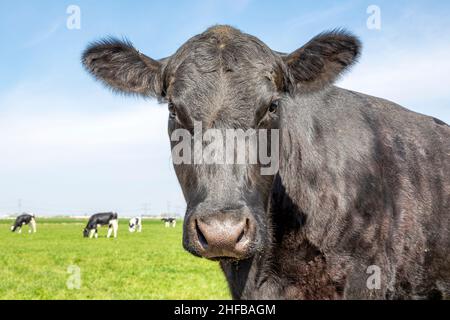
[83,228,90,238]
[82,25,360,261]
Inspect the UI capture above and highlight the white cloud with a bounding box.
[2,105,163,151]
[0,87,185,216]
[339,41,450,124]
[0,96,168,168]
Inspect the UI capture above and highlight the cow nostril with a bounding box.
[236,229,245,243]
[236,218,250,244]
[192,215,255,259]
[195,219,208,248]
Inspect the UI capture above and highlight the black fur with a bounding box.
[82,25,450,299]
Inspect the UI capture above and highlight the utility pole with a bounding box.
[142,203,151,217]
[174,205,183,218]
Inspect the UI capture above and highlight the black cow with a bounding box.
[11,214,36,233]
[82,25,450,299]
[83,212,118,238]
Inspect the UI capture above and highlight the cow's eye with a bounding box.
[168,102,177,120]
[268,100,279,113]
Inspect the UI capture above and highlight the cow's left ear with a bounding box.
[282,30,361,92]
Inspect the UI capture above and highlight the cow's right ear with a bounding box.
[82,38,164,98]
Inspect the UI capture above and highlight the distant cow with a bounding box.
[162,218,176,228]
[83,212,118,238]
[128,217,142,233]
[83,25,450,299]
[11,214,36,233]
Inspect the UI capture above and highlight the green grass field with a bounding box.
[0,218,230,300]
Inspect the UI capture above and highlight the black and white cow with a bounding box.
[83,212,118,238]
[128,217,142,233]
[161,218,176,228]
[11,213,36,233]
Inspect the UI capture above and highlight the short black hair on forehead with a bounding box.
[162,25,283,95]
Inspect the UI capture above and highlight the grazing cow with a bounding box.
[83,212,118,238]
[82,25,450,299]
[11,214,36,233]
[161,218,176,228]
[129,217,142,232]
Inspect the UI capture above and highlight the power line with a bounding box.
[0,199,187,217]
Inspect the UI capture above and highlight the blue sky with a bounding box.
[0,0,449,216]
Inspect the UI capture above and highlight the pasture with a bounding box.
[0,218,230,300]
